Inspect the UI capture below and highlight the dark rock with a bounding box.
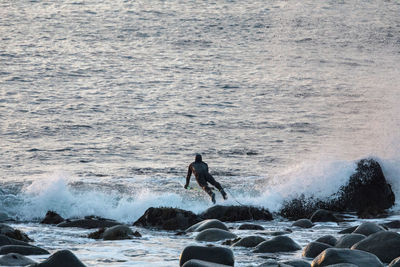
[186,219,228,232]
[29,250,86,267]
[133,207,201,230]
[281,259,311,267]
[280,159,395,219]
[0,224,32,242]
[302,241,332,258]
[311,248,383,267]
[383,220,400,229]
[232,236,265,247]
[195,228,237,242]
[0,245,49,255]
[103,225,134,240]
[238,223,265,230]
[292,219,313,228]
[351,231,400,263]
[57,217,121,229]
[179,245,234,266]
[352,222,385,236]
[200,205,273,222]
[389,257,400,267]
[316,235,337,246]
[0,253,37,266]
[40,211,64,225]
[335,234,366,248]
[310,209,338,222]
[254,236,301,253]
[182,259,232,267]
[0,235,33,247]
[338,226,358,234]
[268,230,292,236]
[258,259,292,266]
[323,264,358,267]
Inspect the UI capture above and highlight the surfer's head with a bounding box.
[195,154,202,162]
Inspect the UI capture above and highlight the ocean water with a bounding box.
[1,0,400,266]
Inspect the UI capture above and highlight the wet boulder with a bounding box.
[352,222,385,236]
[389,257,400,267]
[57,216,121,229]
[254,236,301,253]
[280,159,395,219]
[133,207,201,230]
[335,234,366,248]
[303,241,332,258]
[88,226,141,240]
[316,235,337,246]
[232,236,265,248]
[238,223,265,230]
[281,259,311,267]
[311,248,383,267]
[179,245,234,266]
[0,253,37,266]
[0,235,33,247]
[40,211,65,225]
[351,231,400,263]
[383,220,400,229]
[186,219,228,232]
[0,224,32,242]
[338,226,358,234]
[29,250,86,267]
[0,245,49,255]
[182,259,232,267]
[292,219,313,228]
[310,209,338,222]
[195,228,237,242]
[200,205,272,222]
[258,259,292,266]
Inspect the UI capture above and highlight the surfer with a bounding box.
[184,154,228,204]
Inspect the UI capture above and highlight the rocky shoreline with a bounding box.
[0,158,399,266]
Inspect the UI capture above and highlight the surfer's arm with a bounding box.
[185,165,192,188]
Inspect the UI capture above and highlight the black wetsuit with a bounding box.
[186,161,223,197]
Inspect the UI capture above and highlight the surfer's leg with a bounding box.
[206,174,227,200]
[202,185,216,204]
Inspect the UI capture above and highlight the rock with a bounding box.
[310,209,338,222]
[383,220,400,229]
[267,230,292,236]
[182,259,232,267]
[179,245,234,266]
[40,211,64,225]
[303,241,332,258]
[338,226,358,234]
[335,234,366,248]
[0,235,33,247]
[186,219,228,232]
[254,236,302,253]
[258,259,292,266]
[200,205,273,222]
[0,224,32,242]
[352,222,385,236]
[238,223,265,230]
[316,235,337,246]
[389,257,400,267]
[280,159,395,219]
[281,259,311,267]
[0,245,49,255]
[0,253,37,266]
[57,217,121,229]
[232,236,265,247]
[292,219,314,228]
[29,250,86,267]
[323,264,358,267]
[195,228,237,242]
[103,225,134,240]
[351,231,400,263]
[311,248,383,267]
[133,207,201,230]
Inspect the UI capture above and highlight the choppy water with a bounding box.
[1,0,400,265]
